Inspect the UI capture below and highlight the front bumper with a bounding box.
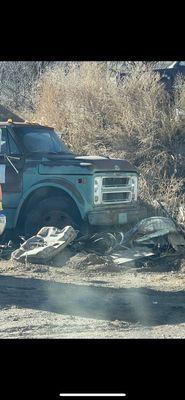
[87,206,147,226]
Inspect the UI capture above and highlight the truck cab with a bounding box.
[0,120,145,238]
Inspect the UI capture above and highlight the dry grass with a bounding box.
[28,62,185,219]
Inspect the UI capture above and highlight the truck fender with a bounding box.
[15,180,86,227]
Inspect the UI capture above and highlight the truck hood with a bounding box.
[38,154,138,174]
[75,156,138,173]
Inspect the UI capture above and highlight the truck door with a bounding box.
[0,126,24,209]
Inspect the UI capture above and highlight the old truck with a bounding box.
[0,120,145,238]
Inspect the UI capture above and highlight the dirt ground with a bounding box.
[0,250,185,338]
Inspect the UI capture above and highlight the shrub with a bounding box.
[30,61,185,219]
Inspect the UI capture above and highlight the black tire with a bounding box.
[24,196,81,238]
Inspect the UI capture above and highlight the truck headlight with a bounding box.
[94,177,102,204]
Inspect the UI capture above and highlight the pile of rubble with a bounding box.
[4,216,185,269]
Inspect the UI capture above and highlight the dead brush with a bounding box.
[32,62,123,154]
[139,173,185,217]
[29,61,185,222]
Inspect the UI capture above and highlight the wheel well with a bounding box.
[17,186,82,229]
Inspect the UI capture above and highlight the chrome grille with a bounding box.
[94,174,137,205]
[102,192,131,203]
[102,177,130,187]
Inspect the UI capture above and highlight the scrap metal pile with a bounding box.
[8,215,185,267]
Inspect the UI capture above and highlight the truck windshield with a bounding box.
[13,126,72,154]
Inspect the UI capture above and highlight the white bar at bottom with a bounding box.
[59,394,126,397]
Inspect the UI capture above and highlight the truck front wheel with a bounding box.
[24,196,82,238]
